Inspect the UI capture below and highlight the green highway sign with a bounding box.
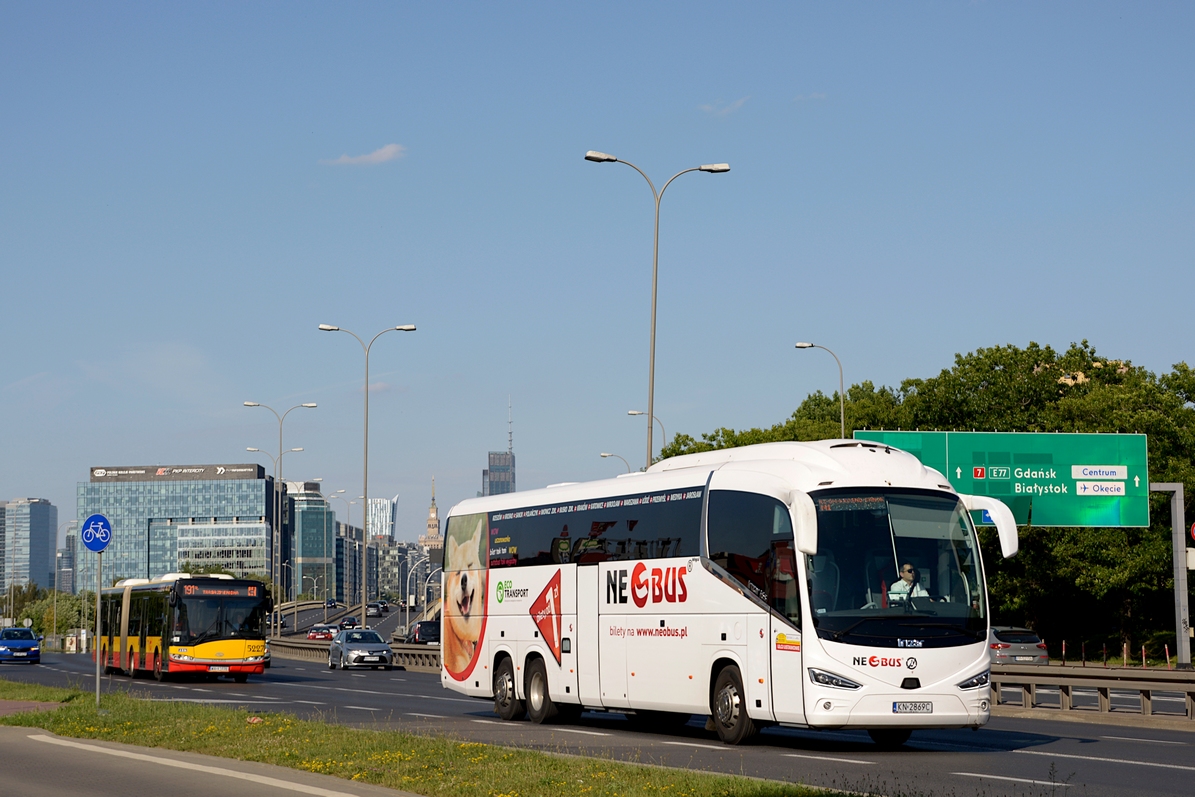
[853,431,1149,527]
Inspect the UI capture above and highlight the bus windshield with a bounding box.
[174,596,268,645]
[806,489,986,648]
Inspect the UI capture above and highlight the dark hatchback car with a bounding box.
[0,628,41,664]
[339,616,360,630]
[404,621,440,645]
[989,626,1049,665]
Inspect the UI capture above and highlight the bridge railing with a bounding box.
[992,662,1195,719]
[269,637,441,673]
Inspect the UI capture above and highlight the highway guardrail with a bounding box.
[269,637,441,673]
[992,662,1195,720]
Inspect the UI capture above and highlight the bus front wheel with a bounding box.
[711,665,757,745]
[153,653,167,682]
[493,657,525,721]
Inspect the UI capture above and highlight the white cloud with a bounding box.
[794,93,827,101]
[698,96,750,117]
[321,143,406,166]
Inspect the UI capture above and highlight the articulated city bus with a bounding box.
[98,573,271,682]
[440,440,1018,747]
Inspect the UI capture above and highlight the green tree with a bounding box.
[662,341,1195,654]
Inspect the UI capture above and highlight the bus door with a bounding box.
[598,562,630,708]
[576,564,602,705]
[770,616,805,723]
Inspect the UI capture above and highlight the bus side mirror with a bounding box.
[961,494,1019,558]
[790,490,818,555]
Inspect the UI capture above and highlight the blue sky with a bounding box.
[2,3,1192,545]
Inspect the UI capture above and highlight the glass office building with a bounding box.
[287,482,336,602]
[75,464,274,593]
[3,498,57,590]
[482,451,515,496]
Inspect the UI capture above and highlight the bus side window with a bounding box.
[708,491,801,627]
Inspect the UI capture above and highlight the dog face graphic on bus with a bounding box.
[444,514,486,676]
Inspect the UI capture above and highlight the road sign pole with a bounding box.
[1151,483,1190,669]
[95,551,102,708]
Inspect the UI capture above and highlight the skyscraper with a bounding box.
[367,496,397,540]
[3,498,57,590]
[482,400,516,496]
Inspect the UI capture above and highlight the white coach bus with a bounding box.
[440,440,1018,747]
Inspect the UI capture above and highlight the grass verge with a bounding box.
[0,678,836,797]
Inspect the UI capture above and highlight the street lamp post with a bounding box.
[600,452,632,473]
[586,150,729,469]
[423,567,442,612]
[246,443,305,637]
[795,342,846,439]
[244,400,316,637]
[318,323,416,631]
[404,553,429,635]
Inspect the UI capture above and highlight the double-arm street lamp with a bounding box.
[245,438,308,637]
[318,323,416,631]
[586,151,729,469]
[794,342,846,439]
[627,410,666,457]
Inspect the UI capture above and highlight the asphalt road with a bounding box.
[6,654,1195,797]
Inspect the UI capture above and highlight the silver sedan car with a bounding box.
[328,629,394,670]
[989,626,1049,665]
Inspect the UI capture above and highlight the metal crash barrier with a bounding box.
[269,637,441,673]
[992,663,1195,719]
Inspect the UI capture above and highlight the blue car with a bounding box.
[0,628,41,664]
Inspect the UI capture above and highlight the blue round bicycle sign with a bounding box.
[80,514,113,553]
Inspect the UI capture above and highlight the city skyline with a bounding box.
[2,5,1191,547]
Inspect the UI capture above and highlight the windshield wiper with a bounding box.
[909,622,986,640]
[826,617,888,641]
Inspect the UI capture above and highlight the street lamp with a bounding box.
[586,151,729,469]
[627,411,667,457]
[319,323,416,629]
[326,491,355,613]
[244,400,316,637]
[423,567,442,612]
[600,452,632,473]
[246,445,304,636]
[795,342,846,439]
[404,553,430,634]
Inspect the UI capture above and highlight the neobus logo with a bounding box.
[606,563,688,607]
[852,655,908,668]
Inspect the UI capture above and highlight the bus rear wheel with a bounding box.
[868,728,912,749]
[525,658,559,724]
[711,665,757,745]
[493,657,525,721]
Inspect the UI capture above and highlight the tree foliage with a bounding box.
[661,342,1195,652]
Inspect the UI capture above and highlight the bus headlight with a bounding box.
[173,653,194,661]
[956,670,990,689]
[808,668,862,690]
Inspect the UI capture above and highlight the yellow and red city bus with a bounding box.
[98,573,271,682]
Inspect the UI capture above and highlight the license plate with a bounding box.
[208,665,230,672]
[1015,656,1035,662]
[363,656,380,662]
[13,652,27,657]
[893,701,932,714]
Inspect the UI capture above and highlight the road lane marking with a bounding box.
[270,682,477,704]
[472,719,502,725]
[552,728,610,737]
[407,713,446,719]
[350,674,366,678]
[29,735,362,796]
[1100,735,1186,745]
[343,706,377,711]
[151,699,286,704]
[661,741,726,751]
[953,772,1071,788]
[1015,749,1195,771]
[294,700,325,705]
[785,753,873,765]
[389,678,407,681]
